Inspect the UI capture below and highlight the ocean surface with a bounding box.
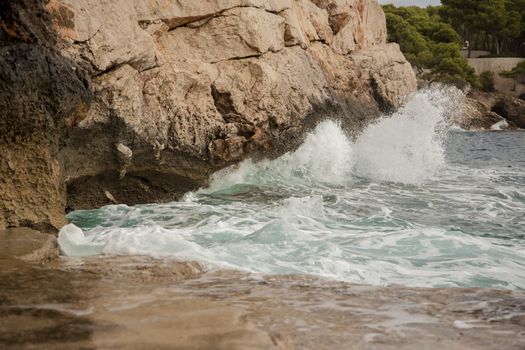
[59,89,525,290]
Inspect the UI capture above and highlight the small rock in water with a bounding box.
[116,143,133,178]
[104,190,117,204]
[490,120,510,131]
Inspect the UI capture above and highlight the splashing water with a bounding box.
[353,88,451,183]
[59,88,525,290]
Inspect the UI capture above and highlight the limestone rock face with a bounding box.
[1,0,417,229]
[312,0,387,54]
[56,0,416,211]
[48,0,158,72]
[457,91,525,130]
[159,7,286,64]
[351,43,416,111]
[0,0,92,232]
[492,96,525,129]
[453,97,506,131]
[282,0,333,48]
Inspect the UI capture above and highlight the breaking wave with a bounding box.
[59,87,525,290]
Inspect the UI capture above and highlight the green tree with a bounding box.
[392,6,461,44]
[427,42,479,86]
[441,0,525,56]
[383,5,478,87]
[478,0,521,55]
[384,11,431,72]
[501,61,525,83]
[479,71,495,92]
[440,0,482,57]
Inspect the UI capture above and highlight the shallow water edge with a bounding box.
[1,246,524,349]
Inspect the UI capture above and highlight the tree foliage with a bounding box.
[384,1,525,87]
[383,5,478,86]
[440,0,525,56]
[479,71,495,92]
[501,61,525,83]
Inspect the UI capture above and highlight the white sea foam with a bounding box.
[206,119,354,191]
[352,88,454,184]
[208,87,457,189]
[58,224,104,256]
[59,87,525,290]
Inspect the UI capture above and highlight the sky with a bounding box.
[379,0,441,7]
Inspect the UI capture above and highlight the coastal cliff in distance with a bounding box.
[0,0,416,232]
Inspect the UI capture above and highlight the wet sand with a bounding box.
[1,229,524,349]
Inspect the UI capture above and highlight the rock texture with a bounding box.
[0,0,92,232]
[491,95,525,129]
[1,0,416,230]
[454,97,507,131]
[1,256,525,349]
[459,91,525,130]
[0,228,59,263]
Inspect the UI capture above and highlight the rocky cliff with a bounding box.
[0,0,92,231]
[0,0,416,231]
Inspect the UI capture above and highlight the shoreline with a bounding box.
[1,2,524,348]
[2,228,525,349]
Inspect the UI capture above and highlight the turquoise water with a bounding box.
[59,89,525,290]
